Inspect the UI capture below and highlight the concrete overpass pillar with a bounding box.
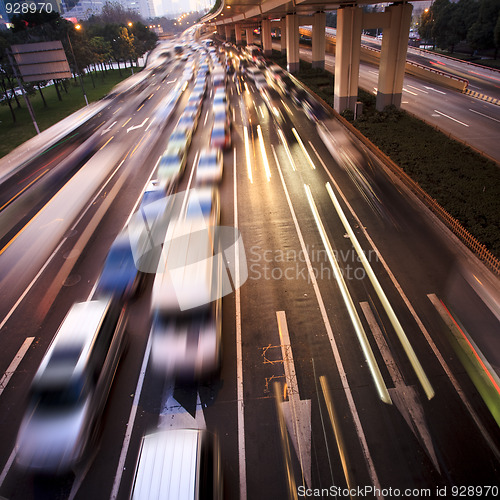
[312,12,326,69]
[246,28,254,45]
[334,6,362,113]
[286,13,300,73]
[280,20,286,54]
[377,3,413,110]
[235,23,242,45]
[262,19,272,56]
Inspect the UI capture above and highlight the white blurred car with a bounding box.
[158,146,186,186]
[196,148,223,184]
[16,299,127,474]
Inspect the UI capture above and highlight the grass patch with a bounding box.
[0,68,137,159]
[269,51,500,259]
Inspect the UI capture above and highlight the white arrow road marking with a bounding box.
[276,311,311,488]
[100,120,117,135]
[127,117,149,133]
[424,86,446,94]
[158,382,206,430]
[360,302,440,473]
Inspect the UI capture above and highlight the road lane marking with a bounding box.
[403,88,418,95]
[326,183,434,400]
[292,129,315,169]
[234,146,247,500]
[244,126,253,183]
[433,110,469,127]
[272,151,383,494]
[360,302,440,471]
[304,184,391,405]
[315,123,500,461]
[121,117,132,128]
[276,311,311,488]
[468,108,500,123]
[408,85,428,94]
[0,446,17,488]
[0,169,48,212]
[109,335,152,500]
[277,128,297,171]
[424,86,446,94]
[0,337,34,398]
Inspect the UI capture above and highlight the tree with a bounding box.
[86,1,142,26]
[130,22,157,62]
[495,12,500,56]
[419,8,434,44]
[468,0,500,57]
[89,36,112,74]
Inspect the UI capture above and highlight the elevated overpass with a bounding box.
[201,0,426,113]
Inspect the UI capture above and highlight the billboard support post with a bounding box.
[7,49,40,135]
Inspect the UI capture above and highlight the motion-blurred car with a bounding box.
[210,120,231,149]
[16,298,127,474]
[158,146,186,185]
[196,147,223,184]
[95,230,144,300]
[168,126,192,151]
[149,188,223,378]
[213,88,228,108]
[140,179,165,207]
[177,112,198,134]
[184,101,203,124]
[213,103,230,128]
[186,185,220,227]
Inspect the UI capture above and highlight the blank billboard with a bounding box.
[11,41,72,82]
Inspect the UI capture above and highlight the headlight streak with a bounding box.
[292,128,316,169]
[257,125,272,182]
[244,126,253,183]
[304,184,391,405]
[281,99,292,116]
[277,128,297,172]
[0,169,48,212]
[325,182,435,401]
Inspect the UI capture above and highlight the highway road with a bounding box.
[0,33,499,500]
[293,41,500,163]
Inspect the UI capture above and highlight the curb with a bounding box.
[464,89,500,106]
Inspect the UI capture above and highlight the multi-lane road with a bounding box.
[0,33,499,500]
[294,30,500,163]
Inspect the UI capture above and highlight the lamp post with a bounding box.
[67,24,89,106]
